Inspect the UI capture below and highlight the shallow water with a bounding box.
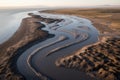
[0,8,45,44]
[17,12,99,80]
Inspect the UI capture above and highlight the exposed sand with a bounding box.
[0,13,62,80]
[17,13,97,80]
[42,8,120,80]
[56,37,120,80]
[42,8,120,37]
[0,8,120,80]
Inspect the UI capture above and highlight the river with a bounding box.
[16,11,99,80]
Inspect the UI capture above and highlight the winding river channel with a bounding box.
[17,11,99,80]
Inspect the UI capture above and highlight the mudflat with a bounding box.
[0,8,120,80]
[0,13,62,80]
[42,8,120,36]
[43,8,120,80]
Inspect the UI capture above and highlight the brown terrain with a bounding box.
[0,8,120,80]
[56,37,120,80]
[0,13,62,80]
[43,8,120,80]
[42,8,120,36]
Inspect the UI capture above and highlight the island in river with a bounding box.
[0,8,120,80]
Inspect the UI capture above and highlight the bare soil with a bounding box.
[42,8,120,36]
[0,13,62,80]
[43,8,120,80]
[56,37,120,80]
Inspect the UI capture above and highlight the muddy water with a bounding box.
[17,12,99,80]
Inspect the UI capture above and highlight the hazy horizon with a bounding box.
[0,0,120,8]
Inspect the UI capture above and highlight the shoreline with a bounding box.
[56,37,120,80]
[42,8,120,80]
[0,13,62,80]
[17,12,99,80]
[41,8,120,37]
[0,8,119,80]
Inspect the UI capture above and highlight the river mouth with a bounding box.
[0,8,46,44]
[17,11,99,80]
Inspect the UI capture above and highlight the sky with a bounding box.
[0,0,120,8]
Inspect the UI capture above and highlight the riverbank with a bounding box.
[0,13,62,80]
[56,37,120,80]
[17,12,98,80]
[41,8,120,37]
[42,8,120,80]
